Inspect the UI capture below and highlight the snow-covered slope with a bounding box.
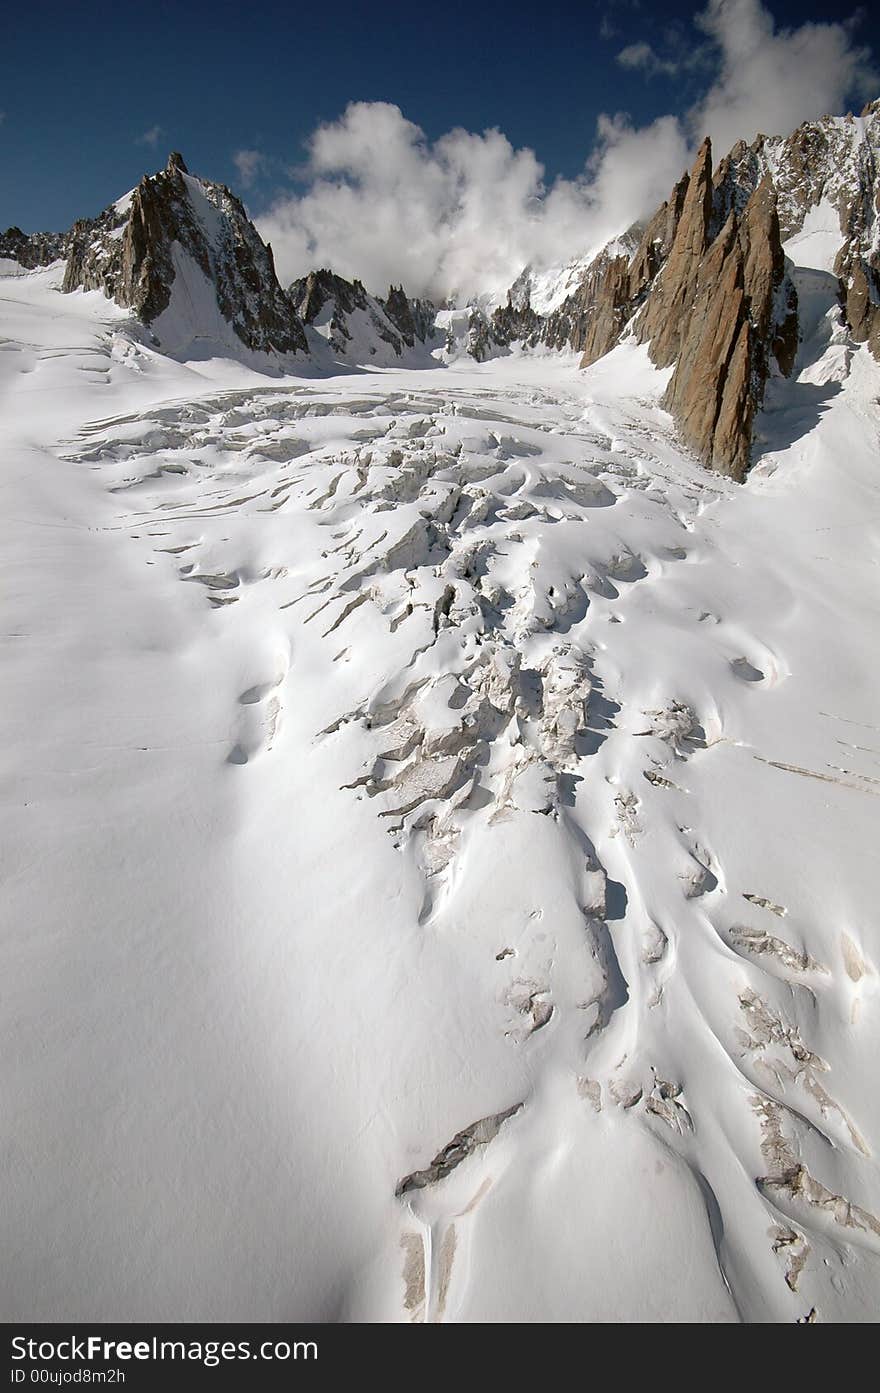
[2,252,879,1322]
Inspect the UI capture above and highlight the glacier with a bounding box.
[0,203,879,1323]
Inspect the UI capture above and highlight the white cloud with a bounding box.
[232,148,267,188]
[691,0,876,151]
[258,102,688,302]
[136,125,162,148]
[256,3,876,303]
[616,41,680,76]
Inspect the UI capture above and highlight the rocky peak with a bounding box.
[61,155,307,356]
[622,141,799,480]
[383,284,418,343]
[660,172,798,479]
[289,268,437,361]
[463,105,877,478]
[0,224,71,269]
[382,285,436,347]
[627,168,690,293]
[635,138,715,367]
[710,104,880,363]
[561,249,633,363]
[290,267,356,325]
[566,109,880,477]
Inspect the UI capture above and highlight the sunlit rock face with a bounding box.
[62,152,308,356]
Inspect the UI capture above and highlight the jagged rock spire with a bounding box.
[61,156,307,356]
[289,268,436,357]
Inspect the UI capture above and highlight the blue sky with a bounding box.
[2,0,877,238]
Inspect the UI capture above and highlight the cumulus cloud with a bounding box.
[691,0,876,152]
[136,125,162,148]
[232,148,267,188]
[258,102,688,301]
[256,2,876,302]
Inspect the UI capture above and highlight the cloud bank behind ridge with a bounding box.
[256,0,876,302]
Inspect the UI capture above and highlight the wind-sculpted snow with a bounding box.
[2,261,879,1322]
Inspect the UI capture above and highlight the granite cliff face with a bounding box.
[639,105,880,476]
[716,100,880,361]
[62,152,308,356]
[383,284,437,349]
[460,140,796,479]
[289,268,436,360]
[465,103,877,479]
[470,137,799,479]
[464,233,642,363]
[662,176,798,478]
[629,144,798,480]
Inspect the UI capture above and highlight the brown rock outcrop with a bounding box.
[840,258,880,358]
[627,169,691,293]
[660,173,798,479]
[62,153,307,356]
[573,253,632,364]
[707,103,880,362]
[554,171,689,365]
[467,132,798,476]
[568,140,798,480]
[636,139,715,367]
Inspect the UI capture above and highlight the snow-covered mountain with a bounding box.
[465,100,879,477]
[290,267,439,364]
[58,151,309,359]
[2,158,439,371]
[2,102,880,1324]
[5,100,878,476]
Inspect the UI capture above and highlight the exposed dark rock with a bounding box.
[709,104,880,360]
[462,306,494,362]
[383,284,436,346]
[62,152,307,355]
[526,140,798,479]
[290,267,436,358]
[460,104,877,478]
[0,225,71,269]
[461,181,682,368]
[658,172,798,480]
[395,1102,523,1196]
[488,288,545,349]
[636,139,716,368]
[553,173,690,367]
[840,257,880,357]
[574,249,640,365]
[566,139,798,479]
